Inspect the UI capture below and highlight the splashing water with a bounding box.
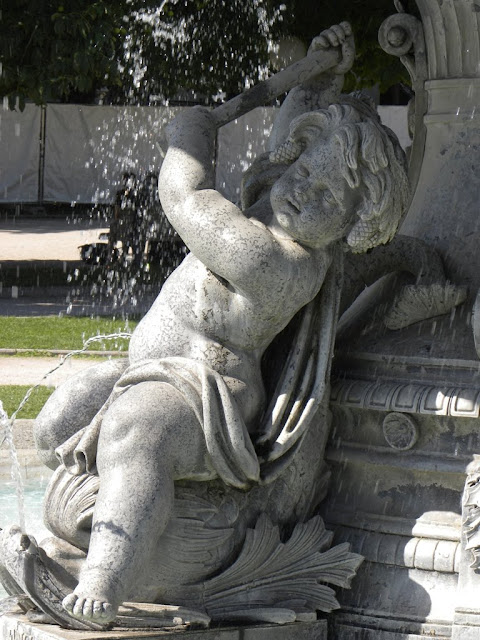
[1,331,132,534]
[0,401,26,532]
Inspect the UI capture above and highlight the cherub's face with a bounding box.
[270,135,359,249]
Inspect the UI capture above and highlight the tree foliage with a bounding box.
[0,0,411,109]
[0,0,130,108]
[284,0,411,93]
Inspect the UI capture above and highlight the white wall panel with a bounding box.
[0,104,409,205]
[43,105,179,203]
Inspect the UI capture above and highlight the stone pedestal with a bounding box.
[401,78,480,292]
[0,614,327,640]
[323,2,480,637]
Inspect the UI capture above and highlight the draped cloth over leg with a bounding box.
[0,252,345,631]
[55,357,260,490]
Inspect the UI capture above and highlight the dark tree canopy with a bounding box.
[0,0,129,108]
[283,0,415,93]
[0,0,411,109]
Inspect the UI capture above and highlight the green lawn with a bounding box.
[0,385,54,419]
[0,316,138,352]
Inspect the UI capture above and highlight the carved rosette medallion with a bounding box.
[382,412,418,450]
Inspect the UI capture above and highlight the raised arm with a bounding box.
[159,107,282,293]
[159,107,216,212]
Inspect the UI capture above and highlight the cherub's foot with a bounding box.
[62,593,116,626]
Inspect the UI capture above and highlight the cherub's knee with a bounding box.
[97,382,208,479]
[34,359,127,469]
[98,387,171,459]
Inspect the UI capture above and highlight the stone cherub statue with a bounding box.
[0,23,409,631]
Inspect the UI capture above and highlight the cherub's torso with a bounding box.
[129,244,331,427]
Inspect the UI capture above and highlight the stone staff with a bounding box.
[212,46,342,127]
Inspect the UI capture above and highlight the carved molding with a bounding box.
[326,441,470,474]
[331,378,480,419]
[378,8,427,192]
[325,508,461,541]
[462,457,480,570]
[334,525,460,574]
[416,0,480,80]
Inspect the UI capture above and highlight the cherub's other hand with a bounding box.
[308,22,355,75]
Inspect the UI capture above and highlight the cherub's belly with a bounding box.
[129,307,265,429]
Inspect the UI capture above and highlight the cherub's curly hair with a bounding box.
[267,97,410,253]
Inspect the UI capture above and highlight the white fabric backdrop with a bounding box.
[43,105,180,203]
[0,104,40,202]
[0,104,410,204]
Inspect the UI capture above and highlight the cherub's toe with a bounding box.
[62,592,116,625]
[82,598,95,619]
[73,596,87,618]
[62,593,77,614]
[100,602,114,620]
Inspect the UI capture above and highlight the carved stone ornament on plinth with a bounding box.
[324,1,480,638]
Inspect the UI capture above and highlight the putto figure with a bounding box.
[0,23,409,631]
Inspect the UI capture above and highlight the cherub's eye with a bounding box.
[296,164,310,178]
[323,190,336,206]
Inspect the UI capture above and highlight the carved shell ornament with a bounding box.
[384,282,468,331]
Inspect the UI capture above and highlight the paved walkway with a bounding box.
[0,215,108,261]
[0,355,110,386]
[0,214,159,316]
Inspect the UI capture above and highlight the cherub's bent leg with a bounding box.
[35,359,127,469]
[63,380,211,625]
